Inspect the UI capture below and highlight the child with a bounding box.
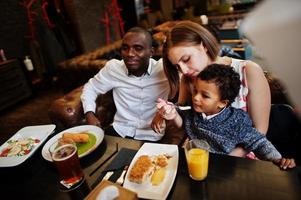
[157,63,296,169]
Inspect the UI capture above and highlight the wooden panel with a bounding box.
[0,59,31,111]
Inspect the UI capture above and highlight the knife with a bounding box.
[102,171,114,181]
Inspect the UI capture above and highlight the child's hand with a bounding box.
[151,112,166,134]
[274,158,296,170]
[156,98,177,120]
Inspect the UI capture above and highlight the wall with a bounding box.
[160,0,173,20]
[73,0,111,52]
[0,1,29,60]
[0,1,84,80]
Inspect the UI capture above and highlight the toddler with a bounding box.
[157,63,295,169]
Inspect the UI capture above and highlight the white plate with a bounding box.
[41,125,104,162]
[123,143,179,200]
[0,124,56,167]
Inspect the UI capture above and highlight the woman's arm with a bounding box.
[245,60,271,134]
[230,60,271,157]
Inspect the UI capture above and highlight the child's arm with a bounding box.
[240,125,281,160]
[156,98,183,128]
[241,126,296,169]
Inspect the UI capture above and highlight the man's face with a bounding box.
[121,32,153,76]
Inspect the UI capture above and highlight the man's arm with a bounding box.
[81,81,101,126]
[85,111,101,126]
[81,60,115,126]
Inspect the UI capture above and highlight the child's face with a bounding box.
[192,79,227,115]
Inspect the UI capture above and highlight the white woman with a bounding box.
[152,20,271,158]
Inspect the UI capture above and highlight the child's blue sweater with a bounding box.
[181,107,282,161]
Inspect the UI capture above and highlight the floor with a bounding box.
[0,85,64,145]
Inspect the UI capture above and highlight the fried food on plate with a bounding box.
[128,154,171,185]
[128,155,154,184]
[62,132,89,143]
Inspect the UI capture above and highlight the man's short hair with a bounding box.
[126,27,153,48]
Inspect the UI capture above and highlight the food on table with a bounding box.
[57,131,97,155]
[151,167,166,186]
[62,132,89,143]
[76,133,96,155]
[154,154,168,168]
[128,154,171,185]
[128,155,154,184]
[0,137,40,157]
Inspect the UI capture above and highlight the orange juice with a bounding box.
[186,148,209,180]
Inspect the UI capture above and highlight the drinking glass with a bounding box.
[184,139,210,181]
[50,138,84,188]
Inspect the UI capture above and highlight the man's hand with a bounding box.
[85,111,101,126]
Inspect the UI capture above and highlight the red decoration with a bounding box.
[21,0,38,39]
[99,0,125,45]
[41,0,55,29]
[100,11,111,45]
[111,0,125,36]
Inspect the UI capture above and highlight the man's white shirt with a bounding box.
[81,58,169,141]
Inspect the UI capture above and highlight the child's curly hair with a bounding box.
[198,63,241,105]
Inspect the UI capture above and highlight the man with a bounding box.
[81,27,169,141]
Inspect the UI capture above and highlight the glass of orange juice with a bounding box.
[184,139,210,181]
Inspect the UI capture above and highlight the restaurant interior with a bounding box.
[0,0,301,199]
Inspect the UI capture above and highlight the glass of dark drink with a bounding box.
[51,140,84,188]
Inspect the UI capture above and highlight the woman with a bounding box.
[152,21,271,157]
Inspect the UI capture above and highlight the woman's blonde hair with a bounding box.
[163,21,220,99]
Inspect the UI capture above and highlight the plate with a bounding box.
[0,124,56,167]
[41,125,104,162]
[123,143,179,200]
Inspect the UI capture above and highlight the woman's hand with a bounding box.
[274,158,296,170]
[85,111,101,126]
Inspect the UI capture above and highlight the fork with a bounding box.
[116,165,128,185]
[158,99,191,111]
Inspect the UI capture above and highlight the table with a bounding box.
[0,135,142,199]
[0,135,300,200]
[172,150,301,200]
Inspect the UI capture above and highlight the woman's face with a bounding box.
[168,44,210,77]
